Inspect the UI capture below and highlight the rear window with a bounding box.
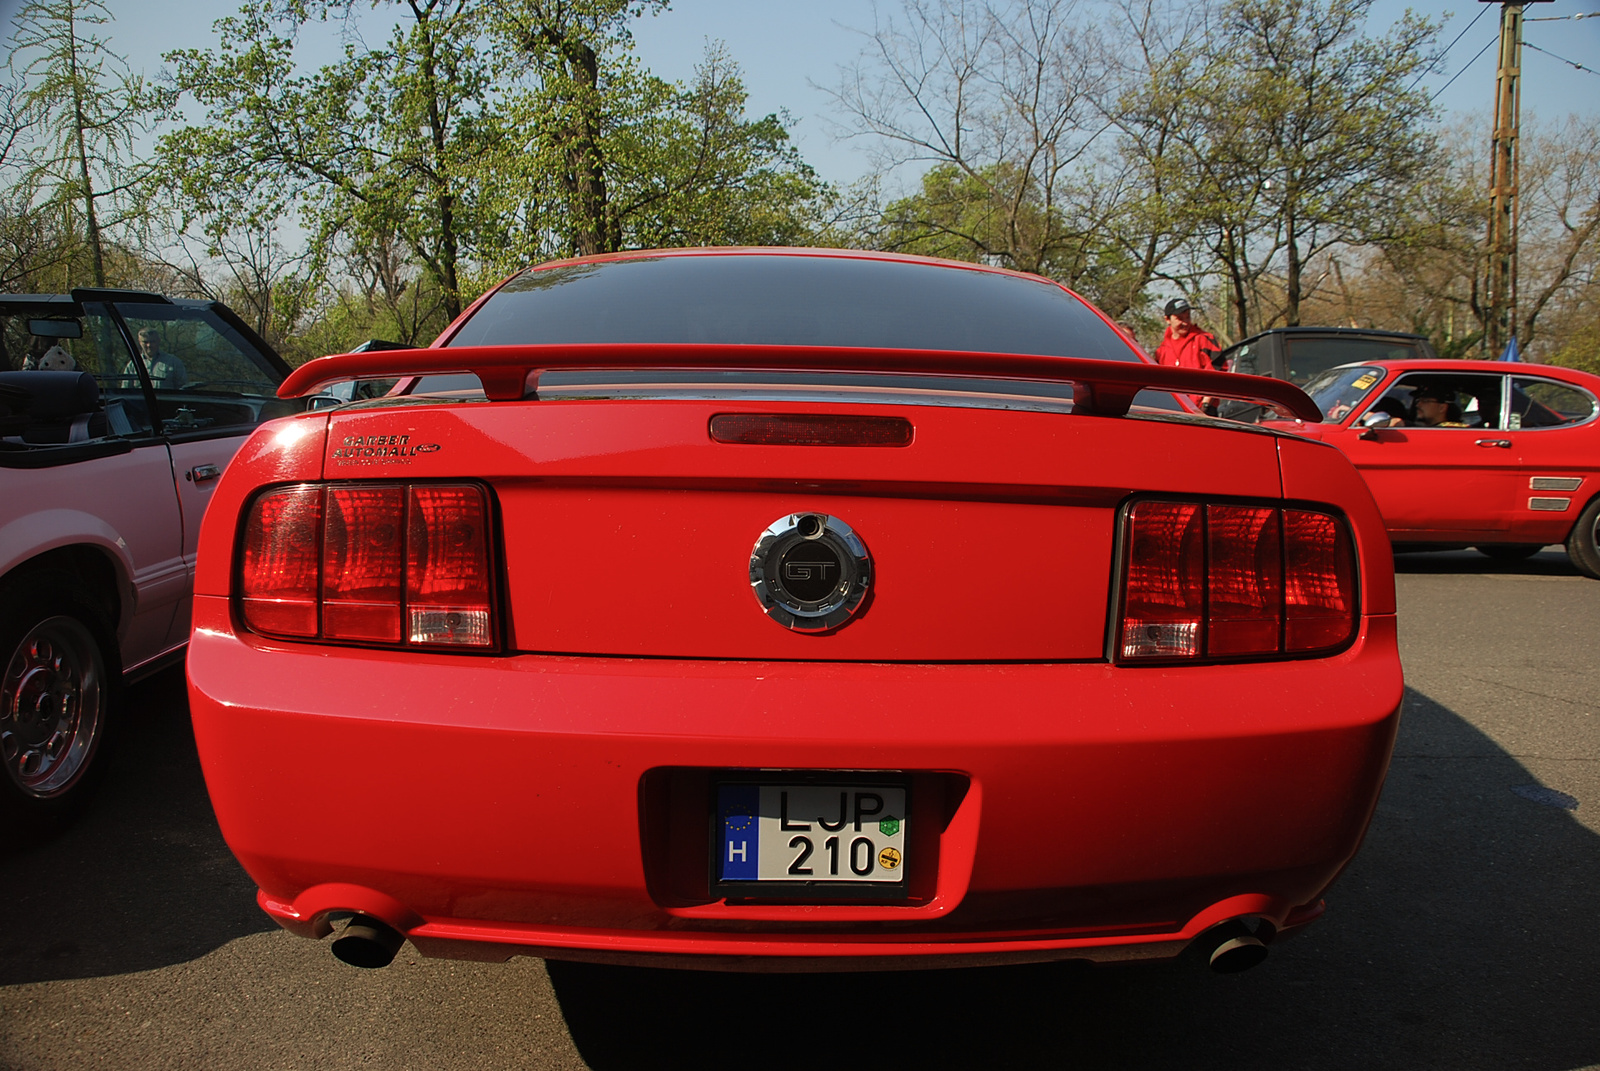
[1511,377,1598,428]
[447,254,1139,362]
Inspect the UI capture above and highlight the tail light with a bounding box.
[1116,500,1356,663]
[239,482,496,650]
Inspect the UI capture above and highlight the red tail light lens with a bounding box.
[240,485,323,638]
[240,482,496,650]
[323,485,405,643]
[406,485,493,646]
[1206,505,1283,656]
[1119,502,1203,658]
[1117,500,1356,663]
[1283,509,1357,651]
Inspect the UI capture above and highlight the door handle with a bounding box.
[1475,439,1512,449]
[186,463,223,484]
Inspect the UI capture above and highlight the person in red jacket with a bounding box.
[1154,297,1223,413]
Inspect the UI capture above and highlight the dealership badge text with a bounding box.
[331,433,441,465]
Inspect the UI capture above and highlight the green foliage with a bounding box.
[158,0,503,324]
[605,45,830,250]
[878,162,1147,312]
[1550,320,1600,376]
[487,4,829,260]
[1168,0,1440,332]
[147,0,831,357]
[5,0,157,286]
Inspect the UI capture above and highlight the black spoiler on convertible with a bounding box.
[279,343,1323,422]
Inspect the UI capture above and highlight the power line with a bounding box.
[1523,40,1600,78]
[1408,4,1492,93]
[1431,35,1499,102]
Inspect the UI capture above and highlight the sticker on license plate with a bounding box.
[716,782,907,886]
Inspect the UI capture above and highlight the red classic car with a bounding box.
[1276,359,1600,578]
[186,248,1402,975]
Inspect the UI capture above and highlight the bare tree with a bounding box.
[828,0,1119,280]
[1514,116,1600,354]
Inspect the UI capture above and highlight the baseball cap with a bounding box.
[1163,298,1193,317]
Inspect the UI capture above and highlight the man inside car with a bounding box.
[1407,385,1468,428]
[123,327,188,388]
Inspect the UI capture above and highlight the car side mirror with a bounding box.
[1358,410,1391,428]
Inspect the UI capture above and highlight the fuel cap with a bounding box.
[749,513,872,632]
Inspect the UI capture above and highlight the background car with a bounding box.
[1215,327,1439,423]
[188,248,1402,977]
[1,288,305,834]
[1275,358,1600,577]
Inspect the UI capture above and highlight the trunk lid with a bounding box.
[324,399,1284,661]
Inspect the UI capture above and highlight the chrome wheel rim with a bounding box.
[2,616,105,799]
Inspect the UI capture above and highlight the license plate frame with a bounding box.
[711,774,911,902]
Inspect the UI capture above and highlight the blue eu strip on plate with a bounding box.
[719,783,760,880]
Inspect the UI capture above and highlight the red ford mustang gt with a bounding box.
[187,248,1402,974]
[1277,359,1600,578]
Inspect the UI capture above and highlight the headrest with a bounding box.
[0,370,101,418]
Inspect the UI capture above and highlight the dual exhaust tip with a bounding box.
[325,911,1271,974]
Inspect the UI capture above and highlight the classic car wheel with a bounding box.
[1474,544,1544,561]
[1567,498,1600,580]
[0,574,119,829]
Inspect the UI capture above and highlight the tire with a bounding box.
[1567,497,1600,580]
[0,571,121,835]
[1474,544,1545,562]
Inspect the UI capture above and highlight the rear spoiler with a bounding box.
[278,343,1323,422]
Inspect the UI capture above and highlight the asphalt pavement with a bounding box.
[1,547,1596,1070]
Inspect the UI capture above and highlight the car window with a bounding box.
[1302,365,1385,422]
[1377,374,1506,429]
[0,305,155,437]
[1283,337,1422,387]
[1509,377,1597,429]
[115,303,286,435]
[1225,342,1263,376]
[448,255,1140,362]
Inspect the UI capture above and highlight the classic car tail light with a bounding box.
[1116,500,1356,663]
[240,482,496,650]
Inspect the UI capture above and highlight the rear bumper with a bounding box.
[188,595,1402,968]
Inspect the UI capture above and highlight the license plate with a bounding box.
[715,781,908,893]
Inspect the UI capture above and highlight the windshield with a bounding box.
[1301,365,1386,423]
[1283,337,1421,387]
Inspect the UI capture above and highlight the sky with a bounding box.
[2,0,1598,193]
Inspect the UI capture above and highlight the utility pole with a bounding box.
[1482,0,1552,357]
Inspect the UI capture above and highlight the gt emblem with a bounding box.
[784,560,837,582]
[749,513,872,632]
